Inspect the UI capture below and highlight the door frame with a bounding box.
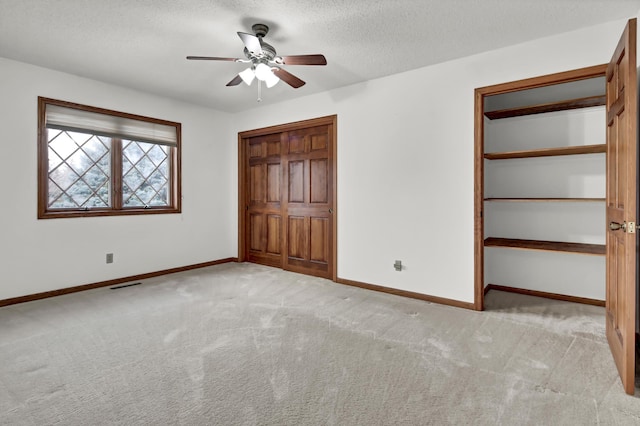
[473,65,608,311]
[237,114,338,281]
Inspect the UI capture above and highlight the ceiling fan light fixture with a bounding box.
[239,67,255,85]
[187,23,326,93]
[254,62,279,88]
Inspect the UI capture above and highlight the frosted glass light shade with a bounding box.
[264,71,280,88]
[239,67,255,85]
[254,63,272,81]
[254,63,279,88]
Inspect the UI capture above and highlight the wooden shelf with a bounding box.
[484,95,606,120]
[484,237,605,256]
[484,144,606,160]
[484,197,605,202]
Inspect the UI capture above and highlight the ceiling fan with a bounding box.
[187,23,327,92]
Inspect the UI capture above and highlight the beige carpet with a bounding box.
[1,262,640,425]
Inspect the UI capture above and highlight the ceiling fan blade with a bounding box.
[273,68,306,88]
[237,32,262,55]
[280,54,327,66]
[186,56,240,61]
[226,75,243,86]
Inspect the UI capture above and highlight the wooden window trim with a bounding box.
[37,97,182,219]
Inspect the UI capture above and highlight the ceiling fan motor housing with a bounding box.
[242,24,277,62]
[243,42,276,61]
[252,23,269,38]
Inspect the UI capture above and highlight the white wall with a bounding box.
[0,58,236,300]
[1,17,633,304]
[231,18,630,304]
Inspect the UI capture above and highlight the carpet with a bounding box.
[1,262,640,425]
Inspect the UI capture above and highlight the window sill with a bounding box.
[38,207,181,219]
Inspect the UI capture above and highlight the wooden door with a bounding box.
[605,18,637,395]
[282,124,334,279]
[239,115,337,280]
[245,133,285,268]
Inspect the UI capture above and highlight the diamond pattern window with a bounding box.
[122,140,170,207]
[38,97,181,219]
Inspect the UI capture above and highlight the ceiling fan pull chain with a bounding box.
[257,79,262,102]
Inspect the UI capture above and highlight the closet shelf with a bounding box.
[484,95,606,120]
[484,143,606,160]
[484,237,605,256]
[484,197,605,202]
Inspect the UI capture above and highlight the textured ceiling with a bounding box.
[1,0,639,113]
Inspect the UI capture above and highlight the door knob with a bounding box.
[609,221,626,231]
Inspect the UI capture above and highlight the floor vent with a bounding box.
[110,282,142,290]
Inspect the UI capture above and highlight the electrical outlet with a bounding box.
[106,253,114,264]
[394,260,402,271]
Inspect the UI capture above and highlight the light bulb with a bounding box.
[239,67,255,86]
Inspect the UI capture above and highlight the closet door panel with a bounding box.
[267,163,280,203]
[287,216,307,260]
[283,125,333,278]
[288,161,305,203]
[249,214,264,252]
[266,215,282,255]
[250,164,265,203]
[310,159,328,203]
[310,217,329,263]
[245,133,284,268]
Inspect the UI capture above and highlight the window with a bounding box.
[38,97,181,218]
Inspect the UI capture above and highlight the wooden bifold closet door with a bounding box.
[239,116,337,281]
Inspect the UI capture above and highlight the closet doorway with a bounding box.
[477,65,608,308]
[238,115,337,281]
[474,19,637,394]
